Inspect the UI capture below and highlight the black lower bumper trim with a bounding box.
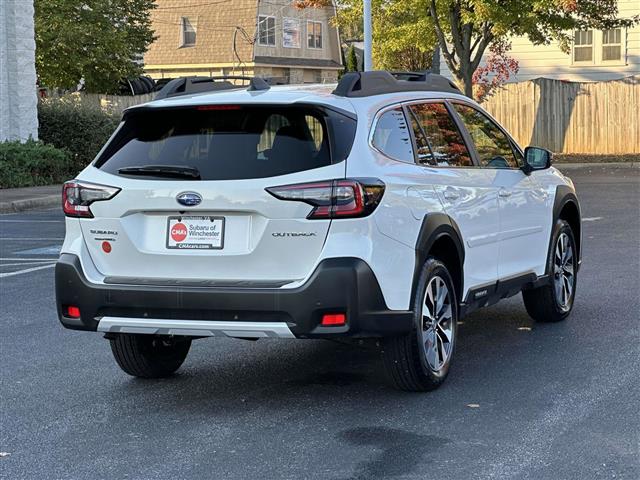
[55,254,413,338]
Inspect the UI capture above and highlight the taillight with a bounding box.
[266,178,385,219]
[62,180,120,218]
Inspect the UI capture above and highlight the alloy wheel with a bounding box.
[553,232,575,312]
[421,276,454,372]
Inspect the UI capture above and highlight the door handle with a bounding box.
[443,190,459,201]
[498,188,512,198]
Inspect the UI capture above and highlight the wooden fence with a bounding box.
[481,76,639,154]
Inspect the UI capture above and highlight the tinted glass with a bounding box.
[408,103,473,167]
[452,104,519,168]
[96,106,355,180]
[372,107,414,163]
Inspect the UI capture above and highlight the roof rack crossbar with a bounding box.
[155,75,270,100]
[332,71,461,98]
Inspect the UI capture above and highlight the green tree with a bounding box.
[346,44,359,71]
[335,0,436,71]
[35,0,156,93]
[429,0,636,97]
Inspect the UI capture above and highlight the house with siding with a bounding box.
[440,0,640,83]
[144,0,343,84]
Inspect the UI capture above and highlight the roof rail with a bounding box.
[332,71,461,98]
[155,76,270,100]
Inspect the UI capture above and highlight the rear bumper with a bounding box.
[55,254,413,338]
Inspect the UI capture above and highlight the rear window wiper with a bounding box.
[118,165,201,180]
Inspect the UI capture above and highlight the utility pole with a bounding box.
[363,0,372,71]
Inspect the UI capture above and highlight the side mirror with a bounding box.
[522,146,552,174]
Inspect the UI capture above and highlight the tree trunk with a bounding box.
[454,62,474,99]
[462,71,473,98]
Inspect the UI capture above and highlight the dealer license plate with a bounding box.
[166,216,225,250]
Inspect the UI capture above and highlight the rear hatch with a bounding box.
[77,103,356,286]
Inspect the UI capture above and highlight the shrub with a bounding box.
[346,44,359,72]
[38,99,120,172]
[0,140,74,188]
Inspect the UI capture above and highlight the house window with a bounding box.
[283,18,301,48]
[258,16,275,46]
[573,30,593,62]
[307,21,323,49]
[181,17,196,47]
[602,28,622,61]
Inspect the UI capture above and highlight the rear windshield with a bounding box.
[95,105,356,180]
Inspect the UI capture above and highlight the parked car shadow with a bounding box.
[106,295,574,411]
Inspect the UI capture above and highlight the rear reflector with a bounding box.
[66,306,81,318]
[62,180,120,218]
[321,313,346,326]
[266,178,385,219]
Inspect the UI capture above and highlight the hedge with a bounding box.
[38,99,120,173]
[0,140,74,188]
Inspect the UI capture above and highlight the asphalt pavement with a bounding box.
[1,165,638,480]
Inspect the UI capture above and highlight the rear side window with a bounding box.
[407,103,473,167]
[95,105,355,180]
[371,107,414,163]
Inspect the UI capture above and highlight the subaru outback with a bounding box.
[55,72,581,391]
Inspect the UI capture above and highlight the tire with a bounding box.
[141,76,155,93]
[523,219,578,322]
[129,78,143,95]
[109,334,191,378]
[382,258,458,392]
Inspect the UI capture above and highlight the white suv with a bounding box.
[55,72,581,391]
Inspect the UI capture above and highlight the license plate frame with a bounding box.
[166,215,225,250]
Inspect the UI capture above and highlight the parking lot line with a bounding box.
[0,237,64,241]
[0,261,56,267]
[0,263,56,278]
[0,257,58,261]
[0,220,64,223]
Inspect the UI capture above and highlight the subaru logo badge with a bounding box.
[176,192,202,207]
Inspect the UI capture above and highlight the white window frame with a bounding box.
[257,15,276,47]
[180,17,196,48]
[307,20,323,50]
[282,17,301,49]
[571,28,627,67]
[601,27,625,65]
[571,29,594,65]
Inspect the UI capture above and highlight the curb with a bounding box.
[0,195,60,214]
[555,162,638,169]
